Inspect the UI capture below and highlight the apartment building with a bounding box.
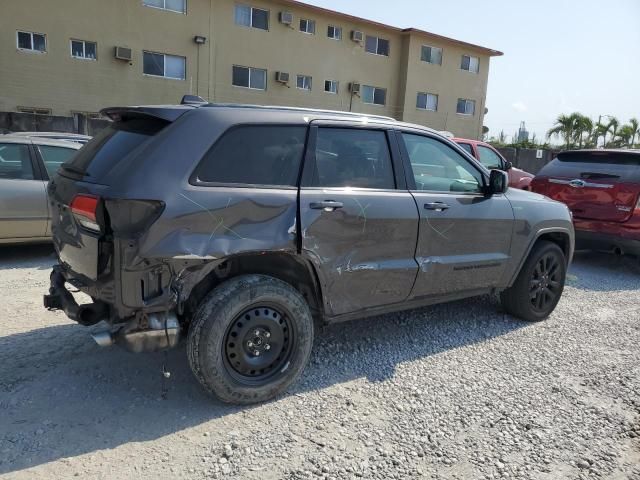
[0,0,502,138]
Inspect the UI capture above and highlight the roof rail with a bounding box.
[204,103,395,122]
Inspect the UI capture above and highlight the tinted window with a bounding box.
[457,142,473,155]
[557,152,640,165]
[477,145,503,169]
[63,118,166,179]
[0,143,33,180]
[195,126,307,186]
[38,145,78,177]
[307,128,395,189]
[402,134,482,193]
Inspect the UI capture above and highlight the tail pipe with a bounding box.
[91,312,180,353]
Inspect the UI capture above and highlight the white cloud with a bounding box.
[512,101,528,112]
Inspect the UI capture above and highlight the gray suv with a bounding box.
[44,103,574,404]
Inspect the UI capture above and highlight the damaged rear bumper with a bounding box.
[44,264,181,352]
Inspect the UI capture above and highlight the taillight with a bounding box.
[71,194,101,232]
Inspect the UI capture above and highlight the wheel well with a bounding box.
[183,253,324,322]
[536,232,571,260]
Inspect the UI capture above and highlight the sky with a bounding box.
[304,0,640,142]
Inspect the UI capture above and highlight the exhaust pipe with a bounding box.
[612,246,624,256]
[90,312,180,353]
[91,330,114,347]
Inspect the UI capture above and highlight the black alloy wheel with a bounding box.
[529,252,563,312]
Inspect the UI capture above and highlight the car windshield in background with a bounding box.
[557,151,640,165]
[62,118,166,179]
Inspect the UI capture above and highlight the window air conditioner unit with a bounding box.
[276,72,290,84]
[114,46,132,61]
[349,82,361,94]
[351,30,364,43]
[279,12,293,25]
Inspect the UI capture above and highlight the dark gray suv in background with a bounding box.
[44,103,574,404]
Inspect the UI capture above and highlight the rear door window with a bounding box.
[37,145,78,178]
[457,142,473,156]
[62,117,166,179]
[306,128,395,189]
[194,126,307,187]
[0,143,34,180]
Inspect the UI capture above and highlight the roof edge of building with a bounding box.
[275,0,503,56]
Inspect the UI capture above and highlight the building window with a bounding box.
[17,106,51,115]
[142,0,186,13]
[235,4,269,30]
[327,25,342,40]
[324,80,338,94]
[365,35,389,56]
[461,55,479,73]
[297,75,312,91]
[17,31,46,53]
[71,40,97,60]
[143,51,186,80]
[300,19,315,34]
[416,92,438,111]
[421,45,442,65]
[362,85,386,106]
[456,98,476,115]
[232,65,267,90]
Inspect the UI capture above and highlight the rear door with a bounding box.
[536,151,640,222]
[398,131,514,298]
[0,141,48,240]
[299,122,419,316]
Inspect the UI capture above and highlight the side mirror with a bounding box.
[503,160,513,171]
[487,169,509,196]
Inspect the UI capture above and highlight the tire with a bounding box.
[501,240,567,322]
[187,274,314,404]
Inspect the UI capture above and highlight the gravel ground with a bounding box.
[0,245,639,480]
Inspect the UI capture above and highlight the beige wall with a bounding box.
[0,0,496,139]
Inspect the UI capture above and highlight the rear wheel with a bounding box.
[501,241,567,322]
[187,275,314,404]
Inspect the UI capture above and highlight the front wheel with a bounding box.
[187,275,314,404]
[501,240,567,322]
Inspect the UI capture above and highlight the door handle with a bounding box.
[424,202,450,211]
[310,200,344,211]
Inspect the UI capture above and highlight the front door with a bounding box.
[0,142,48,240]
[397,132,514,299]
[299,124,419,316]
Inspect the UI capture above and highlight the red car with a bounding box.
[454,138,534,190]
[531,149,640,257]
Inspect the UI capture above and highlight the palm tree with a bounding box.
[574,114,593,148]
[604,117,620,147]
[628,118,639,147]
[617,125,634,147]
[547,114,578,149]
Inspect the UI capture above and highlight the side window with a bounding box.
[307,128,395,189]
[0,143,34,180]
[457,142,473,156]
[38,145,78,177]
[401,134,483,193]
[194,126,307,186]
[477,145,504,170]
